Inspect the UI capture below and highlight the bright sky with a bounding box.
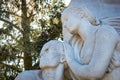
[0,21,4,28]
[64,0,71,6]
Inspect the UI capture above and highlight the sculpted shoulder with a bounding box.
[96,25,119,41]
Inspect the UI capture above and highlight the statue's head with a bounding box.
[39,40,66,69]
[61,7,100,33]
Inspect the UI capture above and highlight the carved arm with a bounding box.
[64,29,118,79]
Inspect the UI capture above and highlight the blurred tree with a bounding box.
[0,0,66,79]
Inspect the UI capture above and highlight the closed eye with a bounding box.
[45,48,49,52]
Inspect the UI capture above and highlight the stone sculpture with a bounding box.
[61,0,120,80]
[14,70,42,80]
[15,0,120,80]
[15,40,72,80]
[15,39,120,80]
[40,40,71,80]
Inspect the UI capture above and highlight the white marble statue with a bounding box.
[39,39,120,80]
[15,0,120,80]
[14,70,43,80]
[14,38,120,80]
[40,40,71,80]
[61,0,120,80]
[14,40,72,80]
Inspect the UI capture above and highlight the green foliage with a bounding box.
[0,0,66,79]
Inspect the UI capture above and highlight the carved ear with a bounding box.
[60,54,66,63]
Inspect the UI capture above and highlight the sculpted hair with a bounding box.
[62,7,100,26]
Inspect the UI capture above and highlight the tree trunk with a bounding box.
[21,0,32,70]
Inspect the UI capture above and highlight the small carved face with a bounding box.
[39,40,64,69]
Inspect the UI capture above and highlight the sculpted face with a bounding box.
[62,8,90,35]
[62,13,81,34]
[39,40,64,69]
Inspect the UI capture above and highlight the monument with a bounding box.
[15,0,120,80]
[15,40,72,80]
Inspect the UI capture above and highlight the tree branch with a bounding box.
[0,10,21,17]
[0,62,22,72]
[31,61,39,69]
[16,56,24,59]
[0,18,23,33]
[0,29,20,43]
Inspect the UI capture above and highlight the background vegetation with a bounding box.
[0,0,66,79]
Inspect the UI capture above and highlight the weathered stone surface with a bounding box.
[15,0,120,80]
[61,0,120,80]
[14,70,42,80]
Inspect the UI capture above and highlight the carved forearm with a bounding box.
[66,58,104,79]
[80,36,95,64]
[65,51,101,79]
[65,30,118,79]
[15,70,42,80]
